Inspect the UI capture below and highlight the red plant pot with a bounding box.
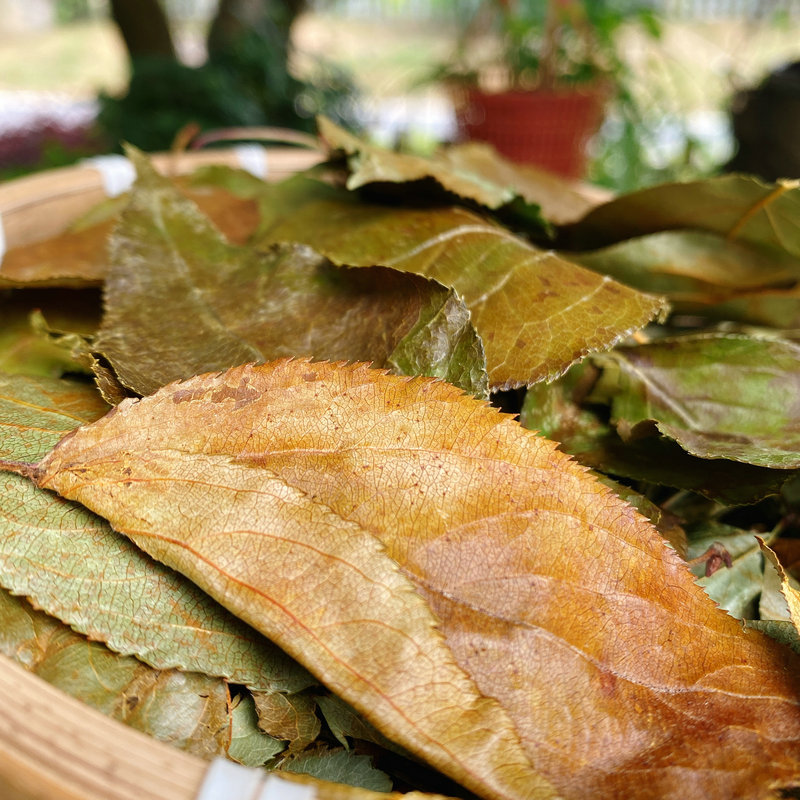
[455,86,608,178]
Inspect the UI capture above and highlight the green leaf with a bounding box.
[0,372,108,462]
[0,586,237,760]
[95,149,486,398]
[564,174,800,256]
[278,747,393,793]
[387,286,488,398]
[228,692,286,767]
[0,290,101,378]
[746,619,800,656]
[591,332,800,468]
[256,177,667,389]
[569,229,800,306]
[687,524,765,619]
[316,695,407,756]
[0,372,313,693]
[519,363,789,504]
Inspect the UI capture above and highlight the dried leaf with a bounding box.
[321,118,599,229]
[278,748,392,793]
[316,695,403,754]
[595,474,687,556]
[519,363,789,504]
[253,690,322,751]
[0,372,312,692]
[0,372,108,462]
[23,359,800,799]
[692,287,800,329]
[747,620,800,655]
[257,178,667,388]
[320,116,528,214]
[0,290,101,378]
[760,541,800,629]
[0,170,261,290]
[0,222,113,288]
[96,150,486,398]
[228,692,287,767]
[591,332,800,468]
[439,141,603,225]
[687,524,765,619]
[0,586,238,760]
[570,229,800,305]
[564,174,800,255]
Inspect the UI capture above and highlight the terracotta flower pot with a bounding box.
[454,85,608,178]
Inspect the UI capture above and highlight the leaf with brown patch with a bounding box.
[14,358,800,800]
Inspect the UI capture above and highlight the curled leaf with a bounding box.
[0,290,101,378]
[570,229,800,304]
[591,332,800,468]
[564,174,800,255]
[252,691,321,752]
[96,150,486,398]
[519,362,790,504]
[257,179,667,388]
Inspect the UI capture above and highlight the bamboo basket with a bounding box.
[0,146,364,800]
[0,146,322,257]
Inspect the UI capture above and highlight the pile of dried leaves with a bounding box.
[2,117,800,800]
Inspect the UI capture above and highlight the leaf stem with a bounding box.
[0,459,38,480]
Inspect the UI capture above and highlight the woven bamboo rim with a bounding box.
[0,146,323,254]
[0,145,345,800]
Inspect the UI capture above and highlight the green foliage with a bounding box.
[439,0,660,90]
[55,0,92,24]
[98,30,361,152]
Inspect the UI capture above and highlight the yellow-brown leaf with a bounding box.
[29,360,800,799]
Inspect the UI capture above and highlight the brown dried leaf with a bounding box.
[253,691,321,752]
[0,172,259,289]
[22,359,800,799]
[0,221,114,287]
[95,150,486,399]
[257,179,667,388]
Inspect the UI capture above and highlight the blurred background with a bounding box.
[0,0,799,192]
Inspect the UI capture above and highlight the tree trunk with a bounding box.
[207,0,306,57]
[109,0,176,60]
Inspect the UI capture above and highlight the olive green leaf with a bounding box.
[0,372,313,693]
[569,229,800,306]
[0,586,238,760]
[0,290,101,378]
[591,332,800,468]
[256,176,667,388]
[564,174,800,256]
[95,149,486,398]
[519,362,790,504]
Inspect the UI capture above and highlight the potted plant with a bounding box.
[439,0,660,178]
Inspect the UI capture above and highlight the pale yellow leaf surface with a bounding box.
[28,360,800,800]
[760,539,800,630]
